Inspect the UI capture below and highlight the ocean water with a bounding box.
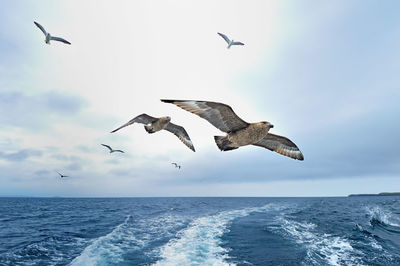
[0,197,399,265]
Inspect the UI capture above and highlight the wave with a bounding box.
[366,206,400,228]
[154,204,278,266]
[69,213,189,266]
[69,215,142,266]
[273,217,362,266]
[0,235,87,266]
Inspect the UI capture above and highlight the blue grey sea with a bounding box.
[1,197,399,265]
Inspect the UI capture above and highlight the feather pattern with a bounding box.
[253,133,304,160]
[165,123,195,152]
[111,114,158,133]
[161,100,249,133]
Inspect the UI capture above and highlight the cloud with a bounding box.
[0,148,42,162]
[1,1,400,196]
[0,90,88,130]
[51,154,81,162]
[65,162,82,171]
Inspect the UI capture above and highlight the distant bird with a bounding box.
[111,114,195,152]
[161,100,304,160]
[171,162,181,169]
[217,32,244,49]
[34,21,71,45]
[56,171,68,178]
[101,144,124,153]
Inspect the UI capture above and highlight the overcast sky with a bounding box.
[1,0,399,197]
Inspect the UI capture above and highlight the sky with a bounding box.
[0,0,399,197]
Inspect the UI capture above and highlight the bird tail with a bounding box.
[214,136,238,151]
[144,125,155,134]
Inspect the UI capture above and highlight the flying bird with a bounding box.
[161,100,304,160]
[217,32,244,49]
[34,21,71,45]
[101,144,124,153]
[171,162,181,169]
[111,114,195,152]
[56,171,68,178]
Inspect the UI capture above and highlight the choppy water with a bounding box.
[0,197,399,265]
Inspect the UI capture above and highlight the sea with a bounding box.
[0,197,399,266]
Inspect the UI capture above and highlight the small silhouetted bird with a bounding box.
[101,144,124,153]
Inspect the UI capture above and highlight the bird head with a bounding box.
[261,121,274,128]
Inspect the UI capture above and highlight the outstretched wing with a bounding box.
[50,36,71,45]
[164,122,195,152]
[161,100,249,133]
[34,21,47,35]
[113,150,124,153]
[217,32,231,44]
[111,114,158,133]
[232,41,244,46]
[101,144,113,151]
[253,133,304,160]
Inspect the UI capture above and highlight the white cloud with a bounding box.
[1,0,400,196]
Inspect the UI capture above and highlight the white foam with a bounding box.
[366,206,400,227]
[69,215,141,266]
[274,217,363,266]
[154,205,277,266]
[70,213,189,266]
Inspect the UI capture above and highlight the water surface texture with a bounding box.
[0,197,399,265]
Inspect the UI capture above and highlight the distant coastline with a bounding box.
[348,192,400,197]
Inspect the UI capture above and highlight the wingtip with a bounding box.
[161,99,175,103]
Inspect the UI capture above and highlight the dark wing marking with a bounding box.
[50,36,71,45]
[232,41,244,46]
[164,122,195,152]
[161,100,249,133]
[34,21,46,35]
[101,144,113,151]
[111,114,158,133]
[113,150,124,153]
[253,133,304,160]
[217,32,231,44]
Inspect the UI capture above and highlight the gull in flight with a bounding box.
[111,114,195,152]
[101,144,124,153]
[56,171,68,178]
[161,100,304,160]
[34,21,71,45]
[217,32,244,49]
[171,162,181,169]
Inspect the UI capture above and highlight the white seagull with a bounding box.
[217,32,244,49]
[34,21,71,45]
[101,144,124,153]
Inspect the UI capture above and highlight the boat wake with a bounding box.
[272,216,363,266]
[154,205,277,266]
